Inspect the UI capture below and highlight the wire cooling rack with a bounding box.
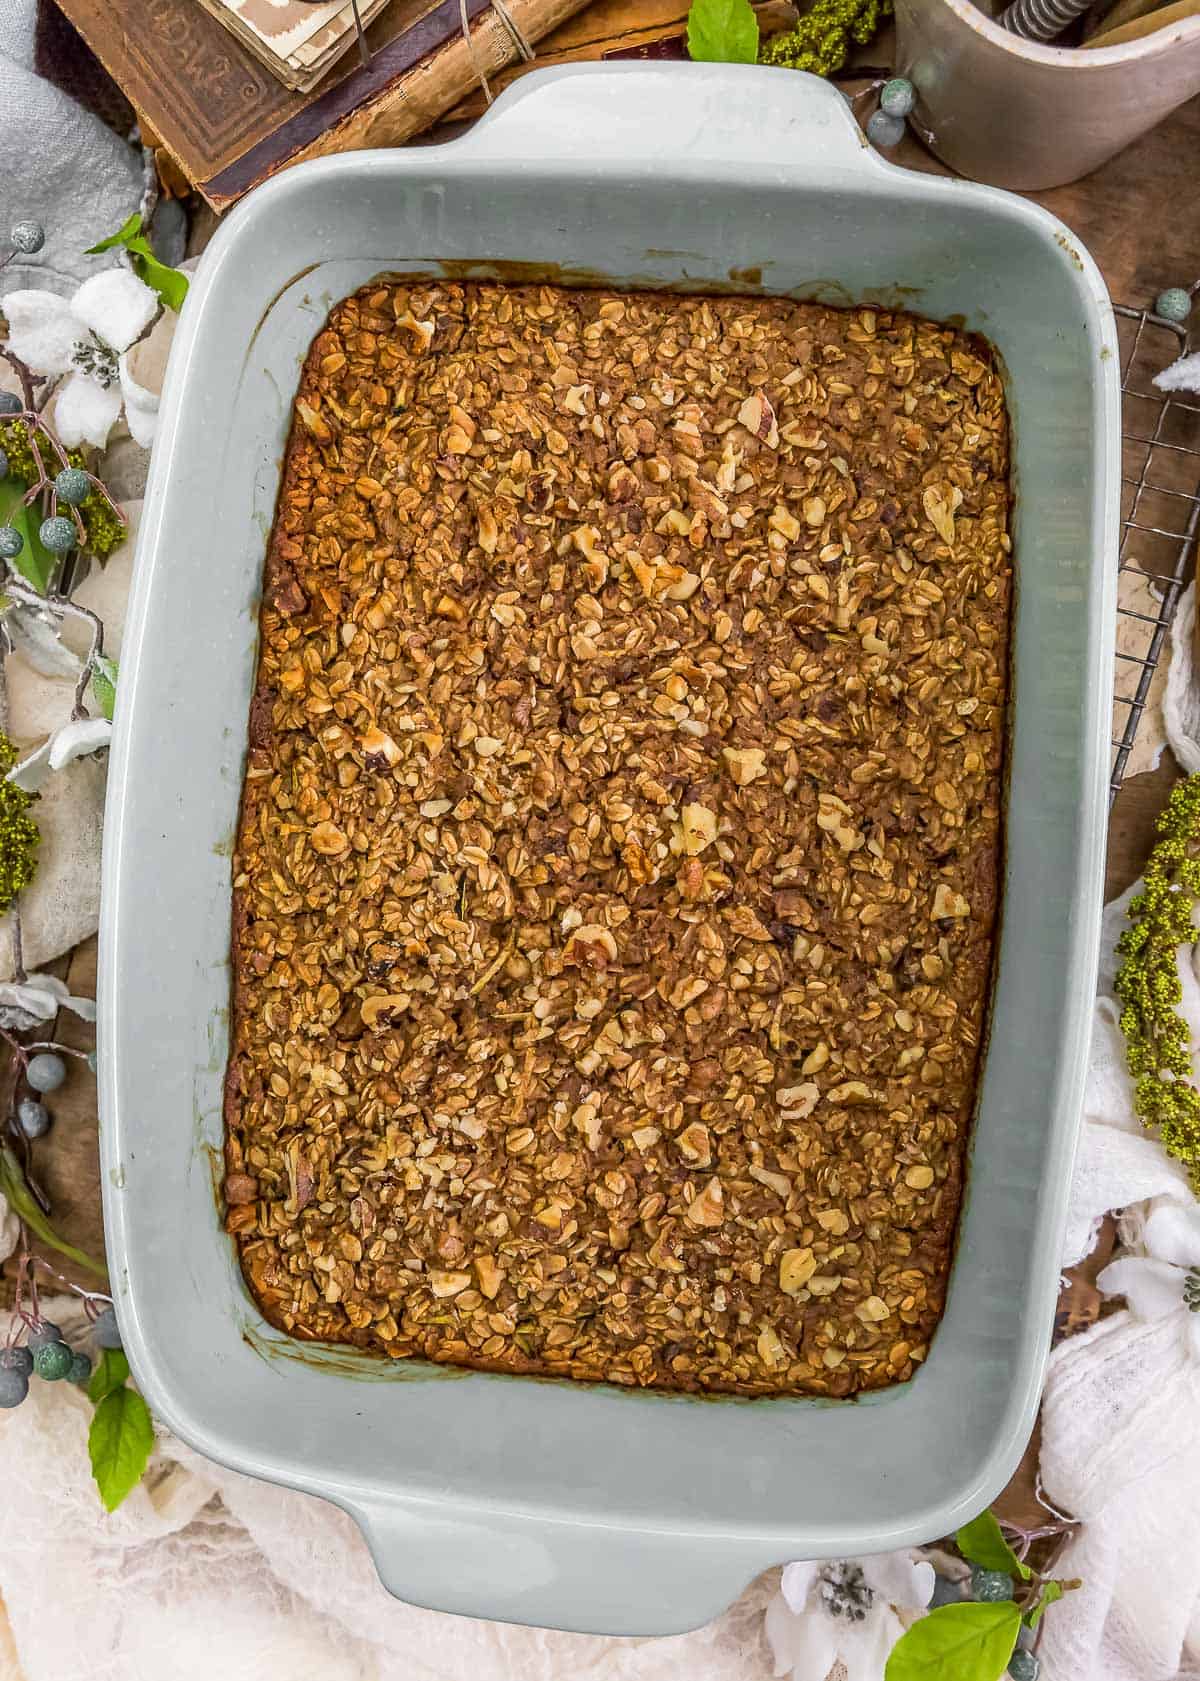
[1111,303,1200,801]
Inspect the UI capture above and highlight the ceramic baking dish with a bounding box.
[99,63,1118,1637]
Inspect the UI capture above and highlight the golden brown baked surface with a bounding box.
[223,279,1011,1397]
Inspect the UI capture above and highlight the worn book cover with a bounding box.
[51,0,589,209]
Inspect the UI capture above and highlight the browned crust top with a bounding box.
[223,279,1011,1397]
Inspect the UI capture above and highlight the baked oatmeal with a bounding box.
[223,279,1011,1396]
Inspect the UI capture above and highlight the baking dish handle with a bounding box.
[455,61,881,177]
[347,1494,761,1636]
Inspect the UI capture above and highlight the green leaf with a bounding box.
[91,654,119,721]
[0,1146,107,1276]
[85,212,143,255]
[88,1384,154,1512]
[886,1603,1022,1681]
[0,479,57,593]
[88,1346,130,1403]
[687,0,760,62]
[956,1510,1031,1579]
[1024,1579,1065,1630]
[128,246,189,314]
[84,215,189,312]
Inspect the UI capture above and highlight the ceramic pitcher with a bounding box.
[895,0,1200,188]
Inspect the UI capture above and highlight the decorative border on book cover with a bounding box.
[130,0,284,164]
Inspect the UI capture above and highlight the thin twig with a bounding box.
[27,1254,110,1311]
[11,905,24,987]
[0,1025,30,1075]
[0,658,22,989]
[26,1243,40,1321]
[1,576,104,717]
[23,1041,91,1061]
[0,348,36,414]
[4,1234,28,1346]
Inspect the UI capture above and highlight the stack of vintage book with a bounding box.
[51,0,590,209]
[196,0,392,92]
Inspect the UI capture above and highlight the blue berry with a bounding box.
[971,1566,1014,1602]
[93,1306,122,1349]
[1008,1651,1039,1681]
[0,449,9,481]
[38,516,76,556]
[68,1350,92,1385]
[10,220,45,256]
[0,1365,28,1407]
[0,1345,33,1377]
[0,394,22,417]
[33,1339,73,1381]
[26,1052,66,1094]
[26,1320,64,1350]
[880,77,915,117]
[867,110,906,150]
[0,525,24,559]
[1156,287,1192,324]
[54,467,91,507]
[17,1097,50,1138]
[929,1572,962,1607]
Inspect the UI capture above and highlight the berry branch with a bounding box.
[0,400,126,566]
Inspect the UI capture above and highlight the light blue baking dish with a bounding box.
[99,63,1118,1636]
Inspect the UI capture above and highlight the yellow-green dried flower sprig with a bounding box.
[1115,773,1200,1188]
[0,731,38,912]
[760,0,893,76]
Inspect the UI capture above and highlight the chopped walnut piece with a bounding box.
[932,884,971,918]
[923,483,963,545]
[361,725,401,769]
[780,1248,817,1295]
[722,747,767,786]
[676,802,718,855]
[669,976,709,1010]
[686,1176,725,1227]
[394,309,435,348]
[757,1324,787,1367]
[676,1122,713,1166]
[738,391,779,449]
[474,1255,504,1298]
[565,925,618,968]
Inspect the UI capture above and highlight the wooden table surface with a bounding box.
[16,20,1200,1539]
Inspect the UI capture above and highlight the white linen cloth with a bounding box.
[0,1293,777,1681]
[1035,590,1200,1681]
